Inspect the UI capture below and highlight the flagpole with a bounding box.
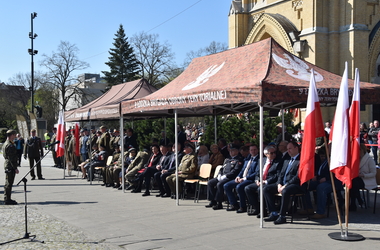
[328,63,364,241]
[323,137,343,234]
[62,117,66,180]
[259,103,264,228]
[326,139,364,241]
[345,187,350,235]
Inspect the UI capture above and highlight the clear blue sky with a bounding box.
[0,0,232,83]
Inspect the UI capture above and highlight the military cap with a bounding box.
[128,148,136,153]
[6,130,16,136]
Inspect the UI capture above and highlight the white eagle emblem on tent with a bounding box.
[272,53,323,82]
[182,62,225,90]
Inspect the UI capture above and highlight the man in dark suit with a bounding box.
[304,152,343,219]
[15,133,25,165]
[177,125,187,149]
[24,129,44,180]
[263,141,303,224]
[224,145,260,213]
[218,138,230,159]
[276,140,290,161]
[274,123,293,147]
[205,144,244,210]
[139,144,171,196]
[155,143,184,197]
[132,145,162,194]
[245,145,281,216]
[123,128,138,151]
[159,131,170,146]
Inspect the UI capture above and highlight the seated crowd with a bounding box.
[55,124,378,225]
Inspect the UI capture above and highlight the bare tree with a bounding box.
[40,41,89,111]
[183,41,228,67]
[131,32,176,87]
[159,67,183,87]
[34,75,60,128]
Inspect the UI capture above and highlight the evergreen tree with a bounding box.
[102,24,139,86]
[202,112,299,147]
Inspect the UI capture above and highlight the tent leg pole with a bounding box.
[164,117,167,145]
[120,116,125,193]
[214,111,217,144]
[174,110,179,206]
[259,104,264,228]
[281,105,285,141]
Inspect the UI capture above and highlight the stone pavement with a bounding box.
[0,152,379,249]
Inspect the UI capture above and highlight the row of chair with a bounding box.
[183,164,380,217]
[92,161,380,216]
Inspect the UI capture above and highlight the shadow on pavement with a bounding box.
[24,201,98,205]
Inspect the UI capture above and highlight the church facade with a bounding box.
[228,0,380,122]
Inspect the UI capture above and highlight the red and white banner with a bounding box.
[56,110,65,158]
[330,62,351,188]
[74,122,80,157]
[299,69,325,185]
[349,68,360,183]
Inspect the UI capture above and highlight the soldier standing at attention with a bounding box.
[24,128,45,180]
[98,126,112,156]
[3,130,19,205]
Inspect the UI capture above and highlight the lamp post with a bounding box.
[28,12,38,113]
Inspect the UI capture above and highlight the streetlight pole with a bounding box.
[28,12,38,113]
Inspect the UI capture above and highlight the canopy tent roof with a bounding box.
[65,79,157,121]
[121,38,380,117]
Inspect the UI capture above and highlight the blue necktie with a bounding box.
[283,157,294,184]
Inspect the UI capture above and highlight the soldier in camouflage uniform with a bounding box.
[87,127,98,151]
[125,149,150,189]
[166,142,198,197]
[102,145,121,187]
[110,129,120,152]
[3,130,19,205]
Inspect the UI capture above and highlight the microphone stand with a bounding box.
[0,143,56,245]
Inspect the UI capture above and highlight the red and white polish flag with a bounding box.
[299,69,325,185]
[330,62,351,188]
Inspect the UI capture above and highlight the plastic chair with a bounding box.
[373,168,380,213]
[183,163,212,202]
[360,168,380,210]
[94,156,113,182]
[196,165,223,203]
[275,192,306,223]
